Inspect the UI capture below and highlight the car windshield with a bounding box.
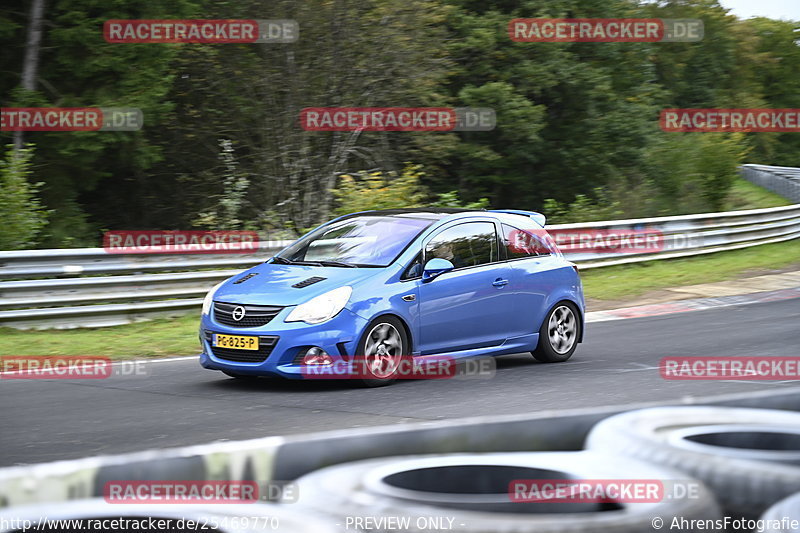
[276,214,435,267]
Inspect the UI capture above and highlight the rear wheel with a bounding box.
[532,302,580,363]
[356,316,409,387]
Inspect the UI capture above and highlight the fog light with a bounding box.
[302,347,332,365]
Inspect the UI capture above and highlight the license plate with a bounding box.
[213,334,259,351]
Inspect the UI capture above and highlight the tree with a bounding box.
[439,0,663,209]
[14,0,45,151]
[332,163,488,216]
[0,144,48,250]
[0,0,201,246]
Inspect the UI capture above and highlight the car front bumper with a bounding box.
[199,307,368,379]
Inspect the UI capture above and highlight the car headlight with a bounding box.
[202,280,226,315]
[285,286,352,325]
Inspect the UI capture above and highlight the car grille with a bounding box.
[213,302,283,328]
[205,331,279,363]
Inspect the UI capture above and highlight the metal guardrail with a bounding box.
[741,164,800,203]
[1,166,798,329]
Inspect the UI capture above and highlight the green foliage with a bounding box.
[332,165,428,215]
[0,145,48,250]
[332,163,488,215]
[0,0,200,246]
[442,0,664,208]
[725,178,789,211]
[645,133,748,212]
[193,139,250,230]
[1,0,798,247]
[545,133,748,223]
[431,191,490,210]
[543,189,624,224]
[582,239,800,302]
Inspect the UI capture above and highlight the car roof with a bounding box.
[338,208,478,221]
[335,208,545,227]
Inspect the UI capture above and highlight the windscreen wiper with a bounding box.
[273,257,358,268]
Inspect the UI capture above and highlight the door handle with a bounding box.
[492,278,509,288]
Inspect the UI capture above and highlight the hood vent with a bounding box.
[233,272,259,284]
[292,276,326,288]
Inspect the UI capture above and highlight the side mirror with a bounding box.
[422,258,454,282]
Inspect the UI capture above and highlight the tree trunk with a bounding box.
[15,0,46,151]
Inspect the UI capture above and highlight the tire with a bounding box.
[354,315,410,387]
[532,301,580,363]
[761,492,800,533]
[293,451,721,533]
[585,406,800,518]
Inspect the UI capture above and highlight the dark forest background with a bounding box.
[1,0,799,249]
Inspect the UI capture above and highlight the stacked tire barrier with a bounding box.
[585,406,800,519]
[285,406,800,532]
[292,452,721,533]
[2,393,798,532]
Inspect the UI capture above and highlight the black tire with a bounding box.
[293,451,721,533]
[355,315,410,388]
[586,406,800,519]
[532,301,580,363]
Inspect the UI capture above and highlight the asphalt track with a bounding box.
[1,296,798,467]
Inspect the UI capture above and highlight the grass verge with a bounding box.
[581,238,800,301]
[0,314,200,359]
[724,178,789,210]
[1,239,798,359]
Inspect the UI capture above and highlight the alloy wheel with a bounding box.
[364,323,403,379]
[548,305,577,355]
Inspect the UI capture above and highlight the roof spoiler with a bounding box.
[489,209,546,227]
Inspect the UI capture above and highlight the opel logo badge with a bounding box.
[232,306,246,321]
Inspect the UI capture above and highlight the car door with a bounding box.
[416,220,516,355]
[499,223,562,338]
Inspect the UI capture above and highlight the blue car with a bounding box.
[199,208,585,386]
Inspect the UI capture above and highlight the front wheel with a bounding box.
[532,302,580,363]
[355,316,409,387]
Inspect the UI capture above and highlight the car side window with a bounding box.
[401,252,423,280]
[425,222,497,269]
[502,224,552,258]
